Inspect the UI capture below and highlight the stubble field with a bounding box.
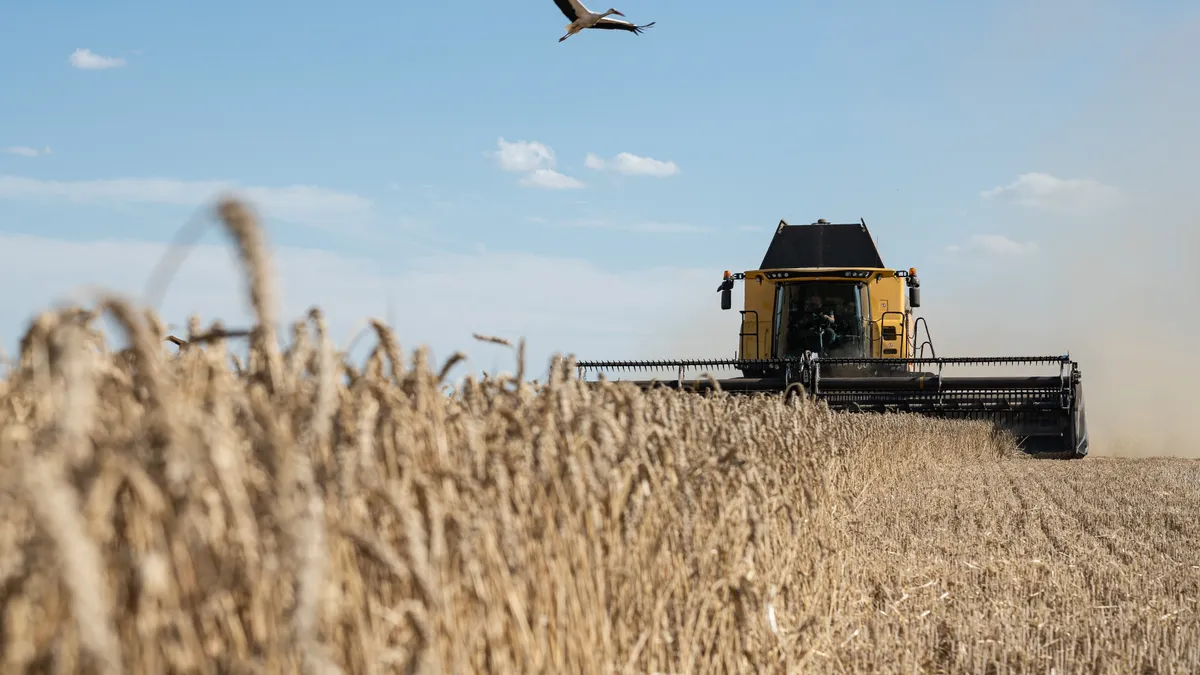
[0,198,1196,674]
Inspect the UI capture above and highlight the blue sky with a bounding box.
[0,1,1197,398]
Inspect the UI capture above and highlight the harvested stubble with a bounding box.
[1,198,1197,674]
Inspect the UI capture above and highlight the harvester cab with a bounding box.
[576,218,1089,460]
[716,219,931,379]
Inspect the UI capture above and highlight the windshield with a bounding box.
[774,280,867,357]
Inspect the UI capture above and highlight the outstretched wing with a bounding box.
[552,0,584,22]
[590,18,656,34]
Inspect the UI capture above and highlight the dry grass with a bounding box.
[0,197,1196,674]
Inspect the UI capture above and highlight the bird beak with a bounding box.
[613,10,625,16]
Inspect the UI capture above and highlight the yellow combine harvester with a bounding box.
[576,218,1089,459]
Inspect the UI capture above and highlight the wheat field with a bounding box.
[0,198,1196,674]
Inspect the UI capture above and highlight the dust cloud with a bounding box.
[920,204,1199,460]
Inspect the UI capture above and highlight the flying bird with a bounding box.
[552,0,656,42]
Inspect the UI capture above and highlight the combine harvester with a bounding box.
[575,218,1089,459]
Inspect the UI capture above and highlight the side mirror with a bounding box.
[908,286,921,308]
[718,277,734,310]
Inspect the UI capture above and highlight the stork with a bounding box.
[552,0,656,42]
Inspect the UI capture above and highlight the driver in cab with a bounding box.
[801,295,839,350]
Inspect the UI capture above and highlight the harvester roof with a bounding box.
[758,219,885,270]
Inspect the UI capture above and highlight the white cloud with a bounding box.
[4,146,52,158]
[488,138,585,189]
[490,138,555,173]
[519,169,584,190]
[980,172,1122,214]
[585,152,680,177]
[0,175,372,229]
[0,231,723,381]
[946,234,1038,257]
[68,48,127,70]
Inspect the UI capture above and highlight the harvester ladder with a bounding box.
[881,311,907,359]
[739,310,761,359]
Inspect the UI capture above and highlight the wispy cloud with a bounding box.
[558,218,713,234]
[519,169,584,190]
[585,152,680,177]
[488,137,585,189]
[68,48,127,70]
[946,234,1038,257]
[981,172,1122,214]
[0,230,721,376]
[0,175,372,229]
[3,146,52,158]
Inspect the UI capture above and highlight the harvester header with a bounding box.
[575,218,1089,459]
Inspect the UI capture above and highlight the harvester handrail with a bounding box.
[912,316,936,359]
